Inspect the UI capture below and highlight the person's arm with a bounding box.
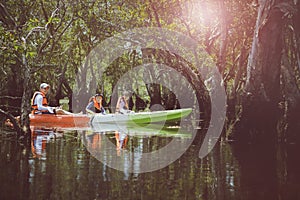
[86,101,95,114]
[124,98,129,110]
[116,97,121,112]
[101,106,106,115]
[36,95,50,111]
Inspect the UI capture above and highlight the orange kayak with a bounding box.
[29,114,90,128]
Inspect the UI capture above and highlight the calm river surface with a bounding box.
[0,127,299,200]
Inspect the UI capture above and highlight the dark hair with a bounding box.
[95,94,103,98]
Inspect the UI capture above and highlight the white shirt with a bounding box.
[34,93,53,113]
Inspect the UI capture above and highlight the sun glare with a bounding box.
[184,0,219,28]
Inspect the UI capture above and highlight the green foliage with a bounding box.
[1,0,297,118]
[0,0,257,114]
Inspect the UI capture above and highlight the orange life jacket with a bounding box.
[93,97,101,110]
[31,91,48,114]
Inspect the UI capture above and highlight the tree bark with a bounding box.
[279,0,300,142]
[217,0,229,75]
[280,62,300,142]
[235,0,288,142]
[20,53,32,136]
[55,64,68,105]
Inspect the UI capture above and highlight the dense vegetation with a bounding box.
[1,0,299,143]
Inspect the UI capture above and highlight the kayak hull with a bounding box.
[29,108,193,128]
[30,114,90,128]
[91,108,192,124]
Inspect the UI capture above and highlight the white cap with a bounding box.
[40,83,50,89]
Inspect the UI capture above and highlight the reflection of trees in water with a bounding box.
[1,129,300,199]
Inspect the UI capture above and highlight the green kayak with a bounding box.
[91,108,192,124]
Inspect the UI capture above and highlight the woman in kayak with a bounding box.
[86,94,106,114]
[116,91,133,114]
[31,83,72,115]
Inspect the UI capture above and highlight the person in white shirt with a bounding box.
[31,83,72,115]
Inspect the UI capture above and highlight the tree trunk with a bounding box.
[279,0,300,142]
[146,83,162,110]
[280,62,300,142]
[217,0,228,75]
[20,54,32,137]
[55,64,68,105]
[234,0,288,142]
[294,1,300,73]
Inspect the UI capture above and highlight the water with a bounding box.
[0,127,300,200]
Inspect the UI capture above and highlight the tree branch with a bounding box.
[0,96,22,100]
[0,3,17,29]
[0,108,24,136]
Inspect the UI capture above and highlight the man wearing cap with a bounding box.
[86,94,106,114]
[31,83,54,114]
[31,83,72,115]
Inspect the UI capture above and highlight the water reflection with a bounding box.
[84,130,130,154]
[0,127,300,200]
[30,127,63,159]
[82,123,194,174]
[115,131,128,152]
